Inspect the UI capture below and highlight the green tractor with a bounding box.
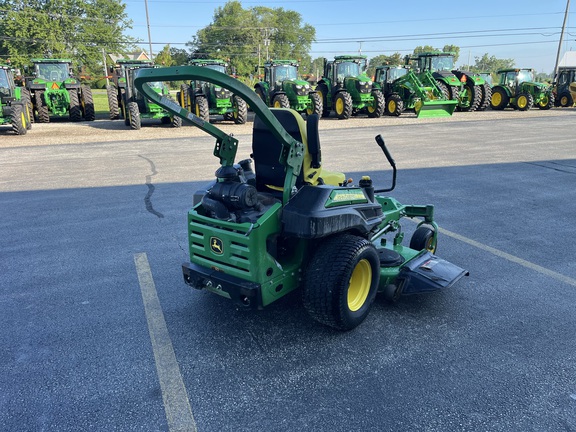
[490,68,555,111]
[374,65,457,118]
[122,65,182,130]
[25,59,95,122]
[316,55,385,119]
[254,59,322,117]
[134,65,468,331]
[409,52,491,112]
[177,59,247,124]
[107,59,154,120]
[553,66,576,107]
[0,64,32,135]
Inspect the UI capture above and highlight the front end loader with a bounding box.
[254,59,322,117]
[409,52,491,112]
[178,59,247,124]
[25,59,94,122]
[374,65,457,118]
[133,66,468,331]
[317,55,385,119]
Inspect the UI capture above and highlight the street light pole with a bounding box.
[144,0,153,59]
[553,0,571,82]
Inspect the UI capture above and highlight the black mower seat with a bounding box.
[251,108,345,192]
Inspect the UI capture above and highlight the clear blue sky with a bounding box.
[123,0,574,74]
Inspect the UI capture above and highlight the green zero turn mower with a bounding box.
[134,66,468,331]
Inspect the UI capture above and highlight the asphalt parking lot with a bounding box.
[1,109,576,431]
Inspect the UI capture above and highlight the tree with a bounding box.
[0,0,136,79]
[187,0,315,76]
[367,53,403,76]
[155,45,174,66]
[413,45,460,62]
[471,53,515,74]
[170,47,192,66]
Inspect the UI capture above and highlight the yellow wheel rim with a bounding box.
[539,96,549,107]
[414,100,422,113]
[492,92,501,106]
[195,102,200,116]
[347,259,372,312]
[388,100,396,113]
[273,99,282,108]
[335,97,344,114]
[560,96,568,106]
[517,96,527,109]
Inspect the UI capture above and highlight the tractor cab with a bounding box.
[555,66,576,106]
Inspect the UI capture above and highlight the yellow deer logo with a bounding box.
[210,237,224,255]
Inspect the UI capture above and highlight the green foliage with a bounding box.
[470,53,515,74]
[413,45,460,62]
[367,53,403,77]
[170,47,192,66]
[155,45,174,67]
[187,0,315,76]
[0,0,137,78]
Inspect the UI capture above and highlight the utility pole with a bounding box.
[102,48,109,86]
[144,0,153,59]
[553,0,571,82]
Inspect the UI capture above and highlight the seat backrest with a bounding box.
[252,108,322,192]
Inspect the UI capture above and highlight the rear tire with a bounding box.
[194,95,210,122]
[460,82,481,112]
[171,115,182,128]
[128,101,141,130]
[69,90,82,122]
[317,83,330,117]
[179,83,190,109]
[81,85,95,121]
[107,85,119,119]
[10,103,27,135]
[303,234,380,331]
[334,91,352,119]
[233,95,247,124]
[435,80,450,99]
[477,83,492,111]
[35,91,50,123]
[21,88,34,126]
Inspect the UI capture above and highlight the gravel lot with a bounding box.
[1,107,573,148]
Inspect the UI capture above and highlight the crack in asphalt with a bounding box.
[138,155,164,219]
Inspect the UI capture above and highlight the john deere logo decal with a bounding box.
[210,237,224,255]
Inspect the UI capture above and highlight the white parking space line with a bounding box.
[439,227,576,288]
[134,252,197,432]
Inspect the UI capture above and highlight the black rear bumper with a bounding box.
[182,262,262,309]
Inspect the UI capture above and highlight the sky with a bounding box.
[122,0,575,74]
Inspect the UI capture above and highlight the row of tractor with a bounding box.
[2,53,575,135]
